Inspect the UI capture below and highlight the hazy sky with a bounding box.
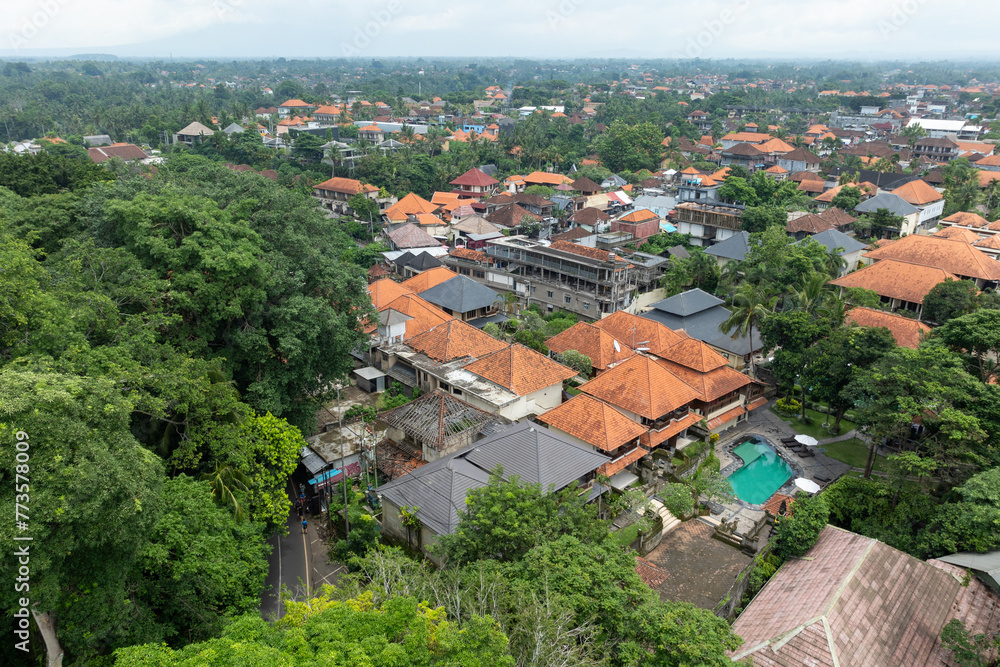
[2,0,998,60]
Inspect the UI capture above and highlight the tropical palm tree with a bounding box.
[719,282,775,376]
[200,461,251,523]
[790,272,832,314]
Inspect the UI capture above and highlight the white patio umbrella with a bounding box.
[794,434,819,447]
[795,478,821,494]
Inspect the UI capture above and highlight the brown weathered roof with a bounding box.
[313,176,377,195]
[570,176,601,194]
[863,234,1000,281]
[830,259,957,304]
[386,223,442,249]
[464,344,576,396]
[449,247,491,262]
[550,227,594,243]
[657,337,728,372]
[818,207,858,228]
[845,307,931,349]
[450,167,499,187]
[580,355,699,420]
[932,227,983,243]
[732,525,1000,667]
[785,213,835,235]
[545,321,634,370]
[780,147,822,164]
[539,393,647,452]
[405,319,507,362]
[486,204,539,228]
[942,211,990,228]
[87,143,148,163]
[569,207,611,225]
[549,240,628,263]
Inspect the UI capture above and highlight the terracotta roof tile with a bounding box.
[549,240,628,263]
[399,267,459,293]
[384,192,439,221]
[620,209,659,223]
[385,223,442,250]
[818,207,858,228]
[942,211,990,228]
[656,359,751,402]
[974,234,1000,250]
[580,355,699,420]
[486,204,540,228]
[891,179,943,206]
[368,278,414,310]
[845,307,931,348]
[546,322,634,370]
[706,405,746,430]
[644,411,702,448]
[450,167,499,187]
[786,213,835,235]
[405,319,507,361]
[830,259,957,304]
[657,337,729,372]
[449,247,491,262]
[379,294,452,338]
[464,344,576,396]
[932,227,982,243]
[635,557,670,588]
[595,311,685,357]
[314,176,378,195]
[863,234,1000,281]
[539,394,647,452]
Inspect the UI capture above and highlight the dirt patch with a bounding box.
[643,520,752,609]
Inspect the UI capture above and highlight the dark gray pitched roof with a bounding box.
[854,193,919,217]
[419,275,499,314]
[641,304,760,356]
[379,421,609,536]
[649,288,724,317]
[409,252,444,270]
[704,231,751,261]
[803,229,868,255]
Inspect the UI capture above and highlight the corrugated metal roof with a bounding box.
[300,447,328,475]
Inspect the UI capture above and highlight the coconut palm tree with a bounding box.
[719,282,775,376]
[200,461,251,523]
[790,272,832,314]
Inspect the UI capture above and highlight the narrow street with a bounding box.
[259,476,345,620]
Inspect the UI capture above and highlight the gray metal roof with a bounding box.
[854,193,920,217]
[379,421,609,536]
[300,446,329,475]
[649,288,724,317]
[641,305,760,355]
[408,252,443,270]
[936,551,1000,592]
[802,229,868,255]
[419,275,499,314]
[378,309,413,326]
[705,231,751,261]
[354,366,387,380]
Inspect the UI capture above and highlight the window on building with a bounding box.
[547,290,554,298]
[565,295,572,304]
[583,302,590,310]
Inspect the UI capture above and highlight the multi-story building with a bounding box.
[673,201,744,247]
[482,236,637,318]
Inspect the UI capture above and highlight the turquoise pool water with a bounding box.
[728,439,794,504]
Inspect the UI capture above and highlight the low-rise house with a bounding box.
[785,213,834,240]
[704,230,751,265]
[379,421,609,565]
[173,121,215,145]
[830,259,957,318]
[731,525,1000,666]
[385,223,442,251]
[611,208,660,241]
[799,229,868,274]
[277,99,315,116]
[854,192,921,236]
[890,179,945,227]
[545,321,634,373]
[383,192,440,224]
[87,143,149,163]
[863,234,1000,288]
[845,307,931,348]
[776,147,822,173]
[449,167,500,199]
[313,176,384,215]
[417,275,500,322]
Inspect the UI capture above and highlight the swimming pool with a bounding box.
[727,439,795,504]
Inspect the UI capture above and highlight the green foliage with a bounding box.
[830,185,863,211]
[114,592,516,667]
[0,152,108,196]
[740,205,786,233]
[558,349,593,376]
[434,468,606,565]
[482,322,503,339]
[330,482,382,564]
[773,493,829,560]
[937,309,1000,381]
[923,278,980,325]
[524,184,555,197]
[939,618,1000,667]
[638,231,693,254]
[774,397,801,416]
[596,119,664,173]
[736,551,783,616]
[348,191,380,221]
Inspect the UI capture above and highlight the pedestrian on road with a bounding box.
[297,503,303,518]
[302,519,308,534]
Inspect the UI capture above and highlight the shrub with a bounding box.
[773,493,829,560]
[774,397,801,416]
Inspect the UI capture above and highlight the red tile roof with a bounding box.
[863,234,1000,281]
[314,176,378,195]
[368,278,414,310]
[405,319,507,361]
[830,259,957,304]
[464,344,576,396]
[399,267,458,293]
[657,337,729,372]
[595,311,685,357]
[539,393,647,452]
[845,307,931,349]
[580,355,699,420]
[383,192,439,221]
[546,322,634,371]
[657,359,752,403]
[450,167,499,187]
[891,179,943,206]
[379,294,452,338]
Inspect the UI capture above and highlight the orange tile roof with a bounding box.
[757,138,796,153]
[405,319,507,361]
[932,227,982,243]
[942,211,990,228]
[359,124,382,132]
[413,213,446,227]
[449,247,491,262]
[523,171,574,186]
[973,234,1000,250]
[595,311,685,357]
[645,410,702,448]
[845,307,931,349]
[706,404,746,430]
[657,337,729,372]
[368,278,414,310]
[539,393,647,452]
[580,355,699,420]
[619,209,659,223]
[891,180,942,206]
[656,359,752,402]
[314,176,378,195]
[830,259,957,304]
[464,344,576,396]
[863,234,1000,281]
[399,267,459,293]
[383,192,439,221]
[546,322,634,370]
[721,132,772,144]
[549,240,628,264]
[279,98,311,107]
[976,170,1000,188]
[379,294,452,338]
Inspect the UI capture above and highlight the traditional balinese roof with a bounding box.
[845,307,931,349]
[546,321,634,371]
[830,259,957,304]
[314,176,378,195]
[87,143,148,163]
[486,204,540,228]
[523,171,574,186]
[176,121,215,136]
[569,207,611,225]
[619,209,659,223]
[539,394,648,460]
[864,234,1000,281]
[932,227,983,243]
[579,355,699,420]
[571,176,602,194]
[891,179,943,206]
[818,207,858,229]
[386,223,442,250]
[405,319,506,362]
[464,344,576,396]
[399,267,459,293]
[378,294,452,338]
[942,211,990,228]
[593,311,685,356]
[450,215,500,235]
[383,192,439,221]
[450,167,499,187]
[731,525,1000,667]
[780,147,822,165]
[786,213,834,235]
[655,358,752,403]
[368,278,414,310]
[382,389,498,452]
[656,337,728,372]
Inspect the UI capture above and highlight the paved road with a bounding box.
[259,477,346,620]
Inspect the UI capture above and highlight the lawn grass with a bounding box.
[614,524,639,547]
[770,408,856,441]
[819,437,888,472]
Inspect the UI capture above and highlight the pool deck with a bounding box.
[711,400,851,536]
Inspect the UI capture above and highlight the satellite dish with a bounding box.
[613,340,621,352]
